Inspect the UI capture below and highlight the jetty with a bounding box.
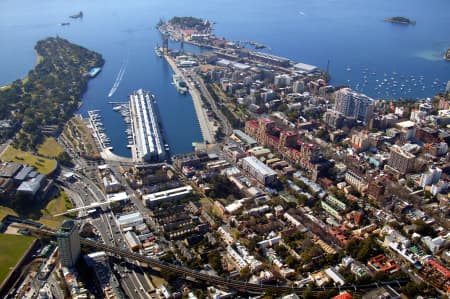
[87,110,112,151]
[163,54,216,144]
[86,110,133,163]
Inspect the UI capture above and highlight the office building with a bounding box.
[324,110,345,129]
[116,212,144,229]
[57,220,80,267]
[395,120,416,141]
[351,131,371,152]
[274,74,292,87]
[241,156,277,185]
[292,80,305,93]
[334,88,374,124]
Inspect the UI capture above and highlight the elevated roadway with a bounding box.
[53,195,128,216]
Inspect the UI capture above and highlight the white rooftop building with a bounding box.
[124,231,141,250]
[225,199,245,214]
[241,156,277,185]
[324,268,345,286]
[129,89,165,162]
[143,186,193,207]
[106,191,129,202]
[116,212,144,229]
[293,62,318,73]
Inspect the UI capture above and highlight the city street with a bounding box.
[59,168,155,299]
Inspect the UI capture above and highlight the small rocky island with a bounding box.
[384,16,416,25]
[445,49,450,61]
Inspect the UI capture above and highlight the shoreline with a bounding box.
[163,54,217,144]
[0,50,43,90]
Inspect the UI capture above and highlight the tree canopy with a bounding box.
[0,37,104,149]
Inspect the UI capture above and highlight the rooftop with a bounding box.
[14,166,33,181]
[0,162,22,178]
[58,219,77,235]
[396,120,415,129]
[17,174,45,195]
[116,212,143,225]
[242,156,277,177]
[233,129,257,145]
[294,62,318,72]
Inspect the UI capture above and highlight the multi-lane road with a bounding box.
[58,169,155,299]
[191,73,233,136]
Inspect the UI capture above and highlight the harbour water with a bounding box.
[0,0,449,156]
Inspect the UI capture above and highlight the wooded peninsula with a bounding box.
[0,37,104,150]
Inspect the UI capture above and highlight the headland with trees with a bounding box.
[0,37,104,150]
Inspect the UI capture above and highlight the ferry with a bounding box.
[70,11,83,19]
[154,46,162,57]
[88,67,102,78]
[173,74,188,94]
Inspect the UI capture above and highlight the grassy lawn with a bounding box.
[0,234,35,284]
[38,191,74,229]
[37,137,64,158]
[0,206,18,222]
[0,146,57,175]
[0,191,73,230]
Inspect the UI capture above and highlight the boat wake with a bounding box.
[108,58,128,98]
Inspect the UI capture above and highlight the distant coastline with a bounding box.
[384,16,416,25]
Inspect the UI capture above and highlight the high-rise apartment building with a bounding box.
[420,166,442,187]
[334,88,374,124]
[57,220,80,267]
[387,145,415,174]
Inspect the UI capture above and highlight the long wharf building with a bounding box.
[129,89,166,162]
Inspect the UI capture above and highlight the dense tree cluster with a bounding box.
[169,16,209,30]
[345,235,384,262]
[207,175,242,199]
[0,37,104,149]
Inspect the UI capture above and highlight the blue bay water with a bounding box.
[1,0,449,156]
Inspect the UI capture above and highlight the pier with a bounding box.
[163,54,217,144]
[128,89,166,163]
